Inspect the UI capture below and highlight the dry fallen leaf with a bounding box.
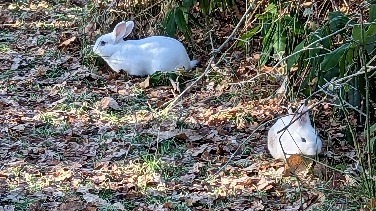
[366,198,376,210]
[256,177,274,191]
[190,143,208,157]
[11,124,25,131]
[84,22,96,35]
[10,56,21,70]
[284,154,314,177]
[139,77,150,88]
[99,97,121,110]
[82,193,107,206]
[59,36,76,47]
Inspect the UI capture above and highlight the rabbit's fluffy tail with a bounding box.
[190,60,198,69]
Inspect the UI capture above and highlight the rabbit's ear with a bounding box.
[297,105,310,125]
[112,21,134,43]
[124,21,134,37]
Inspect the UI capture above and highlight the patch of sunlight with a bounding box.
[0,43,10,53]
[120,110,152,123]
[52,20,78,28]
[23,172,50,193]
[97,109,152,124]
[34,111,67,126]
[8,1,48,11]
[6,20,78,30]
[123,0,156,6]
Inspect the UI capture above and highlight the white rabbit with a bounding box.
[267,104,322,160]
[92,21,198,76]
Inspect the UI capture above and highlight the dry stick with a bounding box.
[242,1,264,33]
[320,88,366,116]
[228,72,270,85]
[276,99,326,135]
[107,0,118,12]
[161,2,257,114]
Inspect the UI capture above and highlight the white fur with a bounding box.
[267,105,322,160]
[93,21,198,76]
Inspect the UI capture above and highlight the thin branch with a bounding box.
[217,2,257,52]
[228,72,270,85]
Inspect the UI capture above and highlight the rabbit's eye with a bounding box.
[100,41,106,46]
[301,138,306,143]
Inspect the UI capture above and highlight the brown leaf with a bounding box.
[84,22,96,34]
[179,173,195,182]
[191,144,208,157]
[59,36,76,47]
[366,198,376,210]
[256,177,274,191]
[84,206,97,211]
[59,199,84,211]
[99,97,121,110]
[284,154,314,177]
[10,56,22,70]
[163,202,173,208]
[139,77,150,88]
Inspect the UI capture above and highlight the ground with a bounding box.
[0,1,367,210]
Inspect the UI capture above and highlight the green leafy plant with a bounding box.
[367,123,376,154]
[163,0,234,40]
[197,0,235,15]
[287,6,376,109]
[149,70,193,91]
[285,3,376,201]
[237,2,305,66]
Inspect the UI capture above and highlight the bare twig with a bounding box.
[228,72,270,85]
[276,99,326,134]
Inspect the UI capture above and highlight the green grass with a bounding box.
[0,43,10,52]
[33,125,60,138]
[142,154,163,172]
[209,93,235,105]
[13,198,37,211]
[161,164,189,182]
[98,189,115,200]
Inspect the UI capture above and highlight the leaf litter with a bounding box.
[0,0,365,210]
